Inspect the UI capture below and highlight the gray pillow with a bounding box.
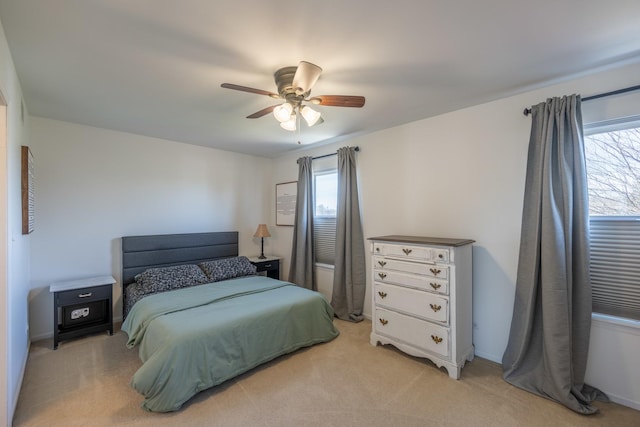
[124,282,147,318]
[198,256,257,282]
[134,264,209,294]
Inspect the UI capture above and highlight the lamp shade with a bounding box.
[292,61,322,95]
[273,103,293,122]
[280,114,297,131]
[253,224,271,238]
[300,105,321,127]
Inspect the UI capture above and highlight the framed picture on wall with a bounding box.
[276,181,297,226]
[21,145,34,234]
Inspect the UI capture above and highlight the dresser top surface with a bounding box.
[247,255,281,263]
[50,275,116,293]
[368,235,475,247]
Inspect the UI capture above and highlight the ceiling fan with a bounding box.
[221,61,365,131]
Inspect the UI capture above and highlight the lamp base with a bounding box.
[259,237,266,259]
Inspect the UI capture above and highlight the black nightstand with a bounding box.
[249,256,280,280]
[50,275,115,350]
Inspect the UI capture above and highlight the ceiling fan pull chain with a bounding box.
[297,111,302,144]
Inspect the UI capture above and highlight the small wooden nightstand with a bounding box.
[50,275,115,350]
[248,256,281,280]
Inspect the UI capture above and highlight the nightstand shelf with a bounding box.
[248,256,281,280]
[50,275,115,350]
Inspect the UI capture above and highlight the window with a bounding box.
[585,123,640,216]
[313,158,338,265]
[584,118,640,320]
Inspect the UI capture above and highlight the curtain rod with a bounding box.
[297,146,360,163]
[522,84,640,116]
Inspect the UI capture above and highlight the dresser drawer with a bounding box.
[373,242,430,261]
[253,259,279,273]
[375,283,449,323]
[373,243,451,263]
[56,284,112,305]
[374,268,449,295]
[373,256,449,279]
[375,308,450,358]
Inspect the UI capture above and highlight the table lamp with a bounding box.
[253,224,271,259]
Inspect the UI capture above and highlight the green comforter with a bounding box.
[121,275,339,412]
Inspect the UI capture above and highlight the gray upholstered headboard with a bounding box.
[121,231,239,286]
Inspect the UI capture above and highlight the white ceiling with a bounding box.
[1,1,639,157]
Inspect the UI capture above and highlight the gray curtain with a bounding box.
[331,147,366,322]
[502,95,607,414]
[288,156,316,290]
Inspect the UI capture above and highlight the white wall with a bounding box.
[586,315,640,409]
[271,60,640,410]
[0,17,31,425]
[28,118,273,340]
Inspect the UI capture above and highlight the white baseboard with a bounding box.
[11,340,30,423]
[472,349,501,364]
[29,330,52,342]
[603,390,640,411]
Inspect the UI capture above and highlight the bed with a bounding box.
[120,231,339,412]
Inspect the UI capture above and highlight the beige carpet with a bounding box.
[13,319,639,426]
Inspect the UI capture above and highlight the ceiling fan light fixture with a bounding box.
[300,105,322,127]
[280,114,297,131]
[273,102,293,122]
[292,61,323,95]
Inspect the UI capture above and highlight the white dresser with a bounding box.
[369,235,475,379]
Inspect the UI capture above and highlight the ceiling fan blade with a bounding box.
[221,83,279,98]
[246,105,278,119]
[309,95,365,108]
[292,61,322,94]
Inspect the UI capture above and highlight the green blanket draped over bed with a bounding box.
[122,275,339,412]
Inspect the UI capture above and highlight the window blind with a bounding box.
[314,216,336,265]
[590,217,640,320]
[312,156,337,266]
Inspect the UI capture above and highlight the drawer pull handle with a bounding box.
[402,248,412,255]
[429,303,442,312]
[378,272,387,280]
[78,293,93,298]
[430,282,441,291]
[431,335,443,344]
[377,260,387,267]
[430,268,442,276]
[378,291,387,298]
[376,247,380,252]
[263,264,271,268]
[379,318,388,326]
[438,253,444,259]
